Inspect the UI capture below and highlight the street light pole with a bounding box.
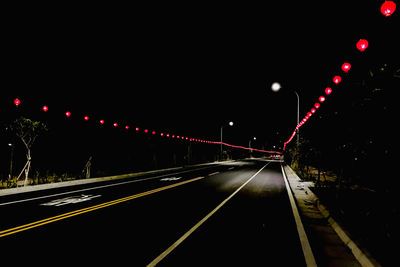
[293,91,300,146]
[8,143,14,180]
[220,121,233,160]
[220,126,223,160]
[271,82,300,147]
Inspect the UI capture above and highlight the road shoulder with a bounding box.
[282,164,379,267]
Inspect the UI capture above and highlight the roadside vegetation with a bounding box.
[286,136,398,266]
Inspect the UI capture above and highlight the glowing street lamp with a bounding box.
[271,82,281,92]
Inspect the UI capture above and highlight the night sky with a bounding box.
[2,1,398,149]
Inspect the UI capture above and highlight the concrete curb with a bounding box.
[0,166,184,197]
[284,165,380,267]
[0,160,236,197]
[317,200,380,267]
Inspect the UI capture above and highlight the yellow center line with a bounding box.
[0,176,204,238]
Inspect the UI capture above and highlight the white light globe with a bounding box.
[271,82,281,92]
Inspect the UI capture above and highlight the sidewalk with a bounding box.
[283,164,380,267]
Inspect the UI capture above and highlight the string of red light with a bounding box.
[11,98,281,155]
[283,1,396,151]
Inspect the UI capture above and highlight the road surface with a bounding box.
[0,159,307,266]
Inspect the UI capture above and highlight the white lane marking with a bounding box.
[208,172,220,176]
[160,177,182,181]
[0,165,220,207]
[280,164,317,267]
[40,194,101,207]
[147,162,271,267]
[227,167,235,170]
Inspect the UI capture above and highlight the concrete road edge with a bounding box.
[283,164,381,267]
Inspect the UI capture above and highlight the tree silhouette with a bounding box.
[10,117,47,186]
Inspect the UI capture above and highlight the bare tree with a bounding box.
[10,117,47,186]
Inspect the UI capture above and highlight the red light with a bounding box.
[311,108,316,113]
[84,116,89,121]
[166,134,170,137]
[307,112,312,117]
[381,1,396,17]
[42,106,48,112]
[319,96,326,102]
[135,127,139,131]
[125,125,130,130]
[14,98,21,106]
[144,129,148,133]
[341,63,351,73]
[172,135,175,138]
[113,123,118,127]
[100,120,105,124]
[356,39,368,52]
[325,87,332,95]
[160,133,164,136]
[314,103,320,109]
[333,76,342,84]
[65,111,71,117]
[152,131,156,135]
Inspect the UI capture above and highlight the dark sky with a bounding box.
[2,1,397,149]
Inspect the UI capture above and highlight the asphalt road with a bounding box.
[0,159,306,266]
